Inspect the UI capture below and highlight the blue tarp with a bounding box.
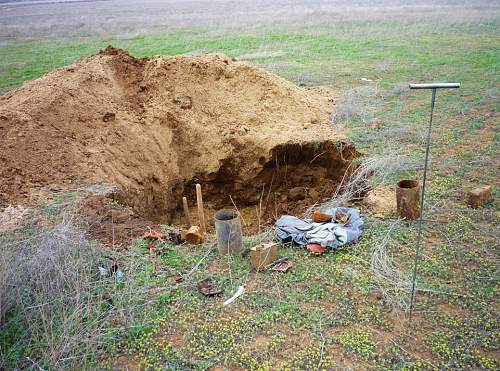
[275,207,364,250]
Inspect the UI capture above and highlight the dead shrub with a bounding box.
[0,215,105,369]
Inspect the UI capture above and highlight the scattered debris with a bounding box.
[106,256,121,273]
[271,259,294,272]
[143,228,166,240]
[312,211,332,223]
[306,243,326,254]
[197,278,223,297]
[223,285,245,306]
[98,266,109,278]
[100,258,123,283]
[168,229,184,245]
[185,226,204,244]
[250,242,278,271]
[467,185,492,208]
[334,210,351,225]
[275,207,363,250]
[115,269,125,283]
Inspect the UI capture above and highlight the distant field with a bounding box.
[1,1,499,370]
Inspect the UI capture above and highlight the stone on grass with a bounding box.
[467,185,492,208]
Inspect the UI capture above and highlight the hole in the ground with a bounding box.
[117,139,360,233]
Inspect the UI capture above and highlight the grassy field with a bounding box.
[1,1,499,369]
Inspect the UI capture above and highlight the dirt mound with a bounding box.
[0,46,359,224]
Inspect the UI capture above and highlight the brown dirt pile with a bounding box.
[0,46,359,223]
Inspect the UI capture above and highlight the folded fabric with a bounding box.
[275,207,363,250]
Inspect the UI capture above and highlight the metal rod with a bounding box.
[409,88,436,320]
[409,83,460,89]
[407,82,460,320]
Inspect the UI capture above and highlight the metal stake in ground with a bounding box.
[408,82,460,320]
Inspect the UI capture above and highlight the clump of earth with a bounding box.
[0,46,359,230]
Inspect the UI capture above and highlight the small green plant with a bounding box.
[280,345,333,370]
[337,329,377,359]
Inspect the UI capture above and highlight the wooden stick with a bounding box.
[196,183,206,233]
[182,197,191,227]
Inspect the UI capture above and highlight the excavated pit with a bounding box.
[169,140,358,231]
[0,46,360,230]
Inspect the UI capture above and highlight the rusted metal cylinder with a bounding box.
[214,209,243,255]
[396,179,420,220]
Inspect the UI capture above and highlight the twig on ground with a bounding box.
[183,242,216,280]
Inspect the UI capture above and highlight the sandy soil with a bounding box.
[0,46,358,224]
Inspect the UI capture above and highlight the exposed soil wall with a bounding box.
[0,46,359,223]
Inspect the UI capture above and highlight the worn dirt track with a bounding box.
[0,46,358,222]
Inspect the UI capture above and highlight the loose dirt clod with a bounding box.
[363,185,397,217]
[0,46,359,225]
[311,211,333,223]
[185,226,203,245]
[467,185,492,208]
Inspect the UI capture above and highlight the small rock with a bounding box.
[467,185,492,208]
[288,187,307,201]
[239,125,250,135]
[173,95,192,109]
[185,226,203,244]
[102,112,116,122]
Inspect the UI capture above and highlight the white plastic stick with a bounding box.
[223,285,245,306]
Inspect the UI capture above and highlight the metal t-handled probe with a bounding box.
[408,82,460,320]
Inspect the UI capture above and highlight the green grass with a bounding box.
[1,15,499,370]
[1,29,498,94]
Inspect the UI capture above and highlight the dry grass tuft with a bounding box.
[0,208,105,368]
